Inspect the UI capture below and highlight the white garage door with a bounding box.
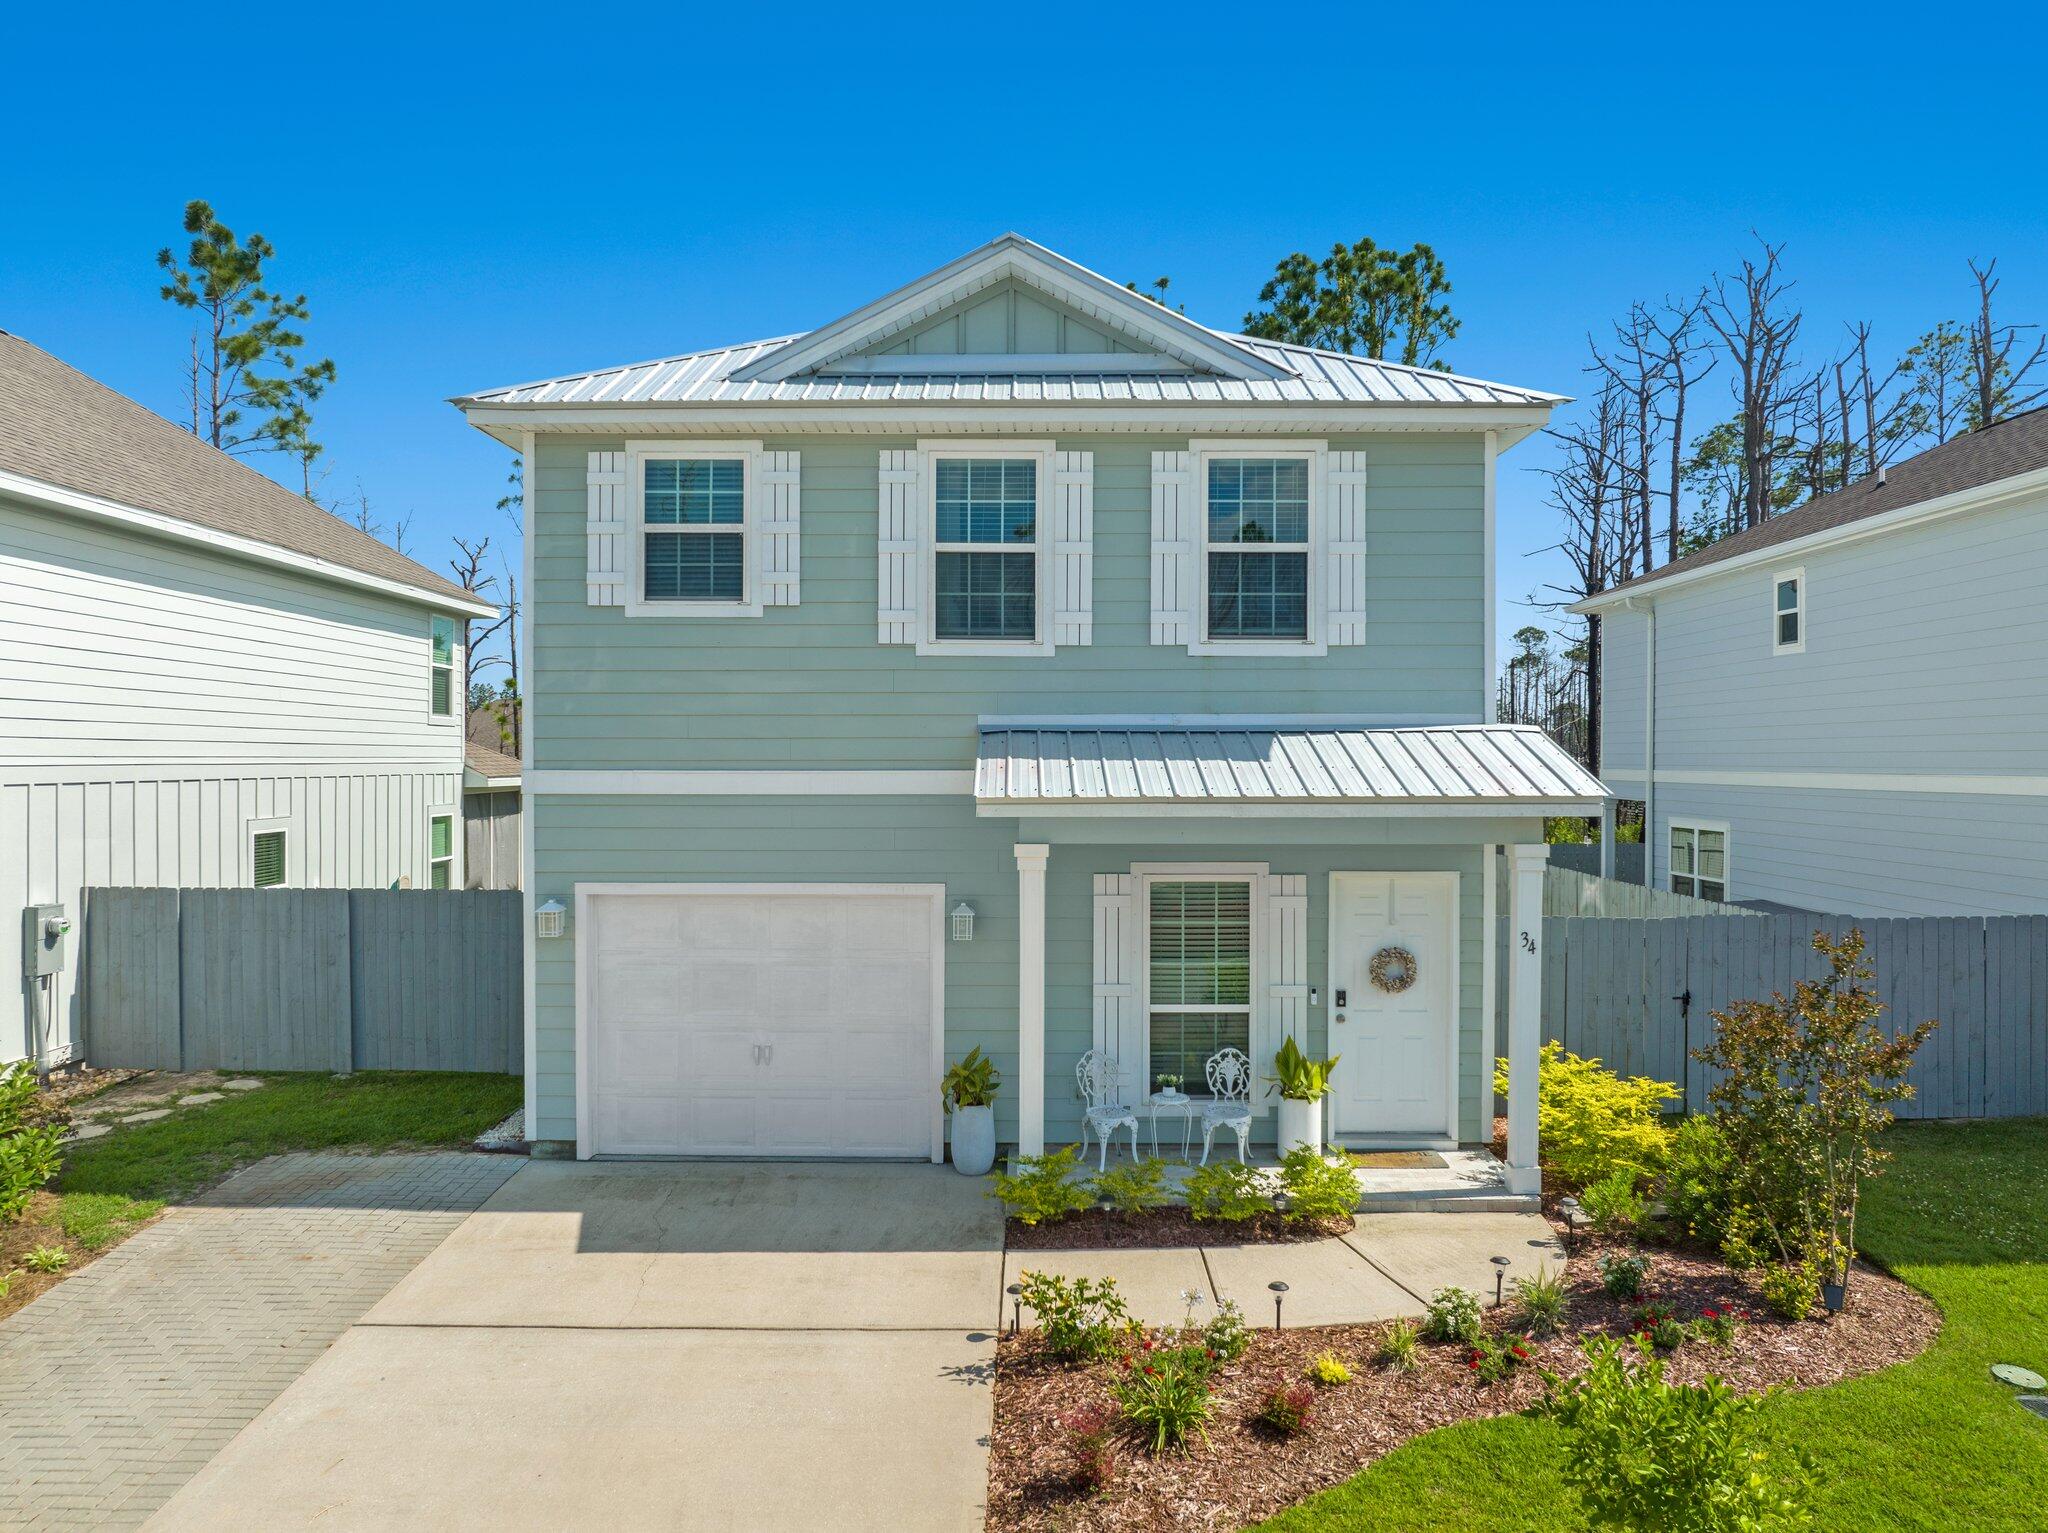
[582,884,941,1159]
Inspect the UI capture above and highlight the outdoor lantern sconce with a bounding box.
[950,901,976,942]
[534,898,568,940]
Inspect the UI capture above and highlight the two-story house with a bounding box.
[1579,407,2048,917]
[455,236,1594,1185]
[2,329,494,1067]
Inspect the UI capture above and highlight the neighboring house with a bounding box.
[1579,407,2048,917]
[1,330,495,1067]
[455,234,1595,1179]
[464,736,522,889]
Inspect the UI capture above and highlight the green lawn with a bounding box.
[1258,1118,2048,1531]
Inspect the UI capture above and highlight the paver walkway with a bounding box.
[0,1152,520,1531]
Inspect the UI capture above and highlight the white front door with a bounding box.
[1328,872,1457,1144]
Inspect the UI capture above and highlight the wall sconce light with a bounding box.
[534,898,568,940]
[950,901,976,942]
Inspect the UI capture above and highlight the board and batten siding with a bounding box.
[2,491,469,1064]
[1599,492,2048,915]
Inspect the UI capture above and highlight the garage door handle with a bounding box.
[762,1043,773,1066]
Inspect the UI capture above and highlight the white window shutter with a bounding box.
[1327,451,1369,645]
[758,451,801,606]
[1260,874,1309,1096]
[586,451,627,606]
[877,450,921,644]
[1149,451,1195,645]
[1050,450,1094,646]
[1092,875,1145,1107]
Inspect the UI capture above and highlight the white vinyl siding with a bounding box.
[1669,821,1728,901]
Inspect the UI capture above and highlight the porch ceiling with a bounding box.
[974,724,1607,817]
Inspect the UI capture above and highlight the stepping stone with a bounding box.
[178,1092,225,1105]
[121,1108,171,1123]
[67,1123,111,1141]
[222,1079,264,1091]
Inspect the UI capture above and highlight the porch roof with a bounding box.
[974,723,1607,817]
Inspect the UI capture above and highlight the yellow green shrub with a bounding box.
[1494,1042,1677,1191]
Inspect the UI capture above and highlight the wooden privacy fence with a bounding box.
[82,888,522,1074]
[1547,842,1647,886]
[1540,912,2048,1119]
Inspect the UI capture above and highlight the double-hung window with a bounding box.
[1772,568,1804,653]
[428,813,455,889]
[929,452,1044,648]
[1203,454,1313,644]
[1146,880,1252,1095]
[644,457,746,605]
[429,616,456,718]
[1670,822,1728,902]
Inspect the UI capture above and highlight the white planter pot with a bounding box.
[1276,1096,1323,1156]
[949,1105,996,1175]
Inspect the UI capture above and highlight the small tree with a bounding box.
[1692,930,1935,1298]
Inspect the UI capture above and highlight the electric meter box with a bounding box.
[22,904,69,977]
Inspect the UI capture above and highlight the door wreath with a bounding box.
[1368,945,1418,994]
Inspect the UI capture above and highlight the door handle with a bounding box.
[762,1042,773,1066]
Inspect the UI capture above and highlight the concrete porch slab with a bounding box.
[1347,1211,1565,1305]
[1003,1246,1211,1329]
[1203,1237,1416,1326]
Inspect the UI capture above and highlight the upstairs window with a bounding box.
[1773,569,1804,653]
[1147,880,1252,1095]
[932,455,1041,644]
[429,813,455,889]
[1670,822,1728,902]
[1205,457,1310,641]
[430,616,456,717]
[644,458,746,604]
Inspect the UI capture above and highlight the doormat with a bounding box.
[1349,1151,1449,1170]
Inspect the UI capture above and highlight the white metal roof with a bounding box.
[974,724,1607,814]
[456,332,1560,410]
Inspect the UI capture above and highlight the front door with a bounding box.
[1328,872,1457,1143]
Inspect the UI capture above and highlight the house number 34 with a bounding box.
[1520,931,1537,953]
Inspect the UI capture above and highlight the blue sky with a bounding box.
[6,2,2044,671]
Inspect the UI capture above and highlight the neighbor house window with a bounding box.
[1147,880,1252,1093]
[1670,822,1728,902]
[251,829,287,889]
[1773,569,1804,653]
[933,457,1039,641]
[643,457,746,604]
[1205,456,1310,640]
[429,813,455,889]
[430,616,456,716]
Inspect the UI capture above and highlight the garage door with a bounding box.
[582,885,941,1158]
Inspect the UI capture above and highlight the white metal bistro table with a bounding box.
[1145,1091,1200,1161]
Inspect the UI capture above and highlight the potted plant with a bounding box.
[1154,1072,1184,1099]
[941,1046,1000,1175]
[1269,1036,1338,1155]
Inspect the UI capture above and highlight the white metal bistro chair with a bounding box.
[1199,1046,1254,1165]
[1075,1048,1141,1171]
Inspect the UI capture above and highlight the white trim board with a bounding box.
[1599,768,2048,798]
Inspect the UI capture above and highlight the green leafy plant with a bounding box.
[1307,1352,1352,1387]
[1184,1160,1268,1222]
[1581,1168,1648,1235]
[1544,1337,1817,1531]
[1513,1264,1570,1338]
[989,1146,1093,1226]
[1493,1042,1678,1192]
[1759,1262,1820,1322]
[1693,929,1936,1301]
[1598,1251,1652,1301]
[1375,1318,1421,1371]
[1112,1342,1216,1452]
[1018,1271,1137,1362]
[1630,1304,1686,1352]
[1422,1285,1484,1346]
[1201,1298,1252,1363]
[0,1269,12,1299]
[0,1061,63,1223]
[1269,1036,1340,1102]
[1254,1379,1317,1434]
[24,1245,69,1273]
[939,1046,1000,1112]
[1658,1114,1737,1245]
[1277,1146,1359,1223]
[1060,1400,1119,1494]
[1089,1157,1168,1215]
[1467,1332,1534,1384]
[1689,1306,1743,1347]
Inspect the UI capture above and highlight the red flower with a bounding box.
[1144,1366,1158,1376]
[1205,1350,1217,1360]
[1511,1345,1529,1360]
[1703,1308,1720,1319]
[1143,1339,1156,1351]
[1467,1358,1481,1371]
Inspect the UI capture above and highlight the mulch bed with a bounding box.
[1007,1209,1353,1250]
[986,1223,1940,1532]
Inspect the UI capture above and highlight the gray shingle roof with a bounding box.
[0,329,477,607]
[1599,406,2048,599]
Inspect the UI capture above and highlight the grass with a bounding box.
[1257,1117,2048,1531]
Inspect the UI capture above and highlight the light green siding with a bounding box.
[848,279,1147,357]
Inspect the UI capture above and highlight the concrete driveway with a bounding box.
[147,1161,1005,1533]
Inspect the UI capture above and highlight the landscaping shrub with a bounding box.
[1598,1250,1652,1301]
[1581,1167,1647,1235]
[1422,1285,1484,1346]
[990,1145,1093,1226]
[1254,1379,1316,1434]
[1307,1352,1351,1387]
[1689,1305,1743,1347]
[1183,1159,1268,1222]
[1513,1264,1570,1338]
[1544,1337,1817,1531]
[1374,1318,1420,1371]
[1277,1146,1359,1223]
[1658,1114,1736,1245]
[1467,1332,1533,1385]
[1112,1342,1215,1452]
[0,1062,63,1223]
[1630,1304,1685,1352]
[1200,1298,1251,1363]
[1089,1157,1168,1215]
[1060,1401,1119,1493]
[1759,1262,1820,1321]
[1017,1271,1137,1361]
[1494,1041,1677,1191]
[24,1245,68,1273]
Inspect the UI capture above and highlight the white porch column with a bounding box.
[1015,843,1050,1159]
[1506,844,1547,1195]
[1598,798,1618,881]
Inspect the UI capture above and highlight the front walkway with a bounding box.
[0,1152,519,1530]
